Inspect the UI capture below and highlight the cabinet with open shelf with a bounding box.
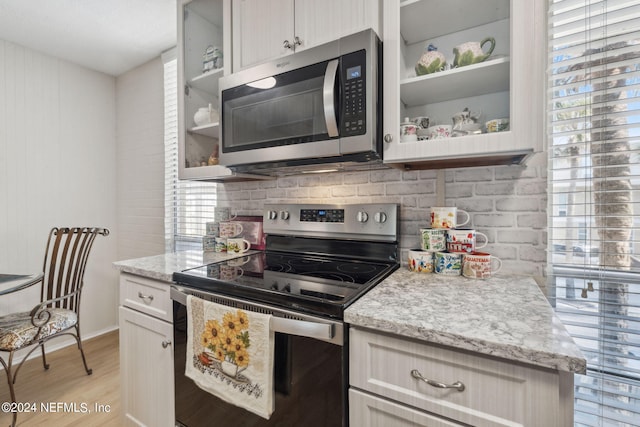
[178,0,268,181]
[382,0,544,169]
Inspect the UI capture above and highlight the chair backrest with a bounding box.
[41,227,109,312]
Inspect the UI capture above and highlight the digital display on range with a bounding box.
[300,209,344,223]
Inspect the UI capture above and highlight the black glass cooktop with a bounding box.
[172,251,398,319]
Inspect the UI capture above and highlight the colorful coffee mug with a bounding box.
[227,238,251,254]
[430,207,470,229]
[214,237,227,253]
[219,221,244,238]
[446,228,488,253]
[213,207,232,222]
[462,252,502,279]
[408,249,435,273]
[420,228,447,251]
[434,251,463,275]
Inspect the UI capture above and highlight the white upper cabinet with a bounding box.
[231,0,380,72]
[382,0,545,169]
[231,0,294,71]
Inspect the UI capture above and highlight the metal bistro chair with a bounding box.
[0,227,109,427]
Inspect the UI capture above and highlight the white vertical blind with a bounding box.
[163,50,219,252]
[548,0,640,425]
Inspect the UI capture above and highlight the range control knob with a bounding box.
[356,211,369,223]
[374,212,388,223]
[280,210,290,220]
[268,210,278,220]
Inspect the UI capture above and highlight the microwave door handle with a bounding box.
[323,59,340,137]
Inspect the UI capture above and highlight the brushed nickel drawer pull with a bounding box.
[138,292,154,303]
[411,369,465,392]
[162,340,171,349]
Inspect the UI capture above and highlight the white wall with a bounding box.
[115,57,166,260]
[0,40,119,340]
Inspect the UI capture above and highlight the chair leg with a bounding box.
[74,324,92,375]
[1,352,18,427]
[40,342,50,370]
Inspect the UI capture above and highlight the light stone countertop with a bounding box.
[344,268,587,374]
[112,250,259,282]
[113,252,586,374]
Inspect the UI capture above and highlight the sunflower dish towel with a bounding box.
[185,295,275,419]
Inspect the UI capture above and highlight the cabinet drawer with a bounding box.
[119,273,173,323]
[349,388,462,427]
[350,328,561,427]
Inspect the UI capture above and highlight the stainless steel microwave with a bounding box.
[219,29,382,175]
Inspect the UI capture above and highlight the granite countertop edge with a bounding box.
[113,250,259,283]
[344,268,587,374]
[113,252,586,374]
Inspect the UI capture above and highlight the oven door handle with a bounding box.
[170,286,337,342]
[323,59,340,137]
[270,317,334,340]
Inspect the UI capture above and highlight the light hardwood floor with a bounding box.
[0,331,121,426]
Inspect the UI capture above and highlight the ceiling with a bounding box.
[0,0,177,76]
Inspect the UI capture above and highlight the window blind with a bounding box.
[548,0,640,425]
[163,50,219,252]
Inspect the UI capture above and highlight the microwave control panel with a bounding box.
[341,50,366,137]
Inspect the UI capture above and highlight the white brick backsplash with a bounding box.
[343,171,370,184]
[518,181,548,195]
[495,164,538,180]
[474,214,517,228]
[454,198,494,212]
[519,245,547,262]
[518,213,547,229]
[371,168,403,182]
[497,230,540,244]
[386,181,435,195]
[357,184,386,196]
[452,168,494,182]
[444,184,474,198]
[217,153,548,276]
[475,182,516,196]
[331,185,357,197]
[496,197,539,212]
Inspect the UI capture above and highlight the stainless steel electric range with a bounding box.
[171,203,399,427]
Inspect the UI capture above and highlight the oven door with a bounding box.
[171,286,347,427]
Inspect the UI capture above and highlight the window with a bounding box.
[548,0,640,425]
[163,49,219,252]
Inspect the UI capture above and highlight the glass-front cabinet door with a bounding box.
[381,0,545,169]
[178,0,268,181]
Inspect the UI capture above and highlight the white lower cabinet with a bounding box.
[119,273,175,427]
[349,328,574,427]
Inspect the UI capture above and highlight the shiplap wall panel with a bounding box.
[0,39,118,341]
[115,57,166,260]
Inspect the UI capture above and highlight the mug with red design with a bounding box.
[462,252,502,279]
[446,228,488,253]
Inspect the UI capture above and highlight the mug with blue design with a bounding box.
[434,251,463,275]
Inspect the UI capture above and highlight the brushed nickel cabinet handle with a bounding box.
[137,291,154,303]
[162,340,172,349]
[283,39,293,50]
[411,369,465,392]
[384,134,393,143]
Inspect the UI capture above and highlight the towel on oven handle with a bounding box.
[185,294,275,419]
